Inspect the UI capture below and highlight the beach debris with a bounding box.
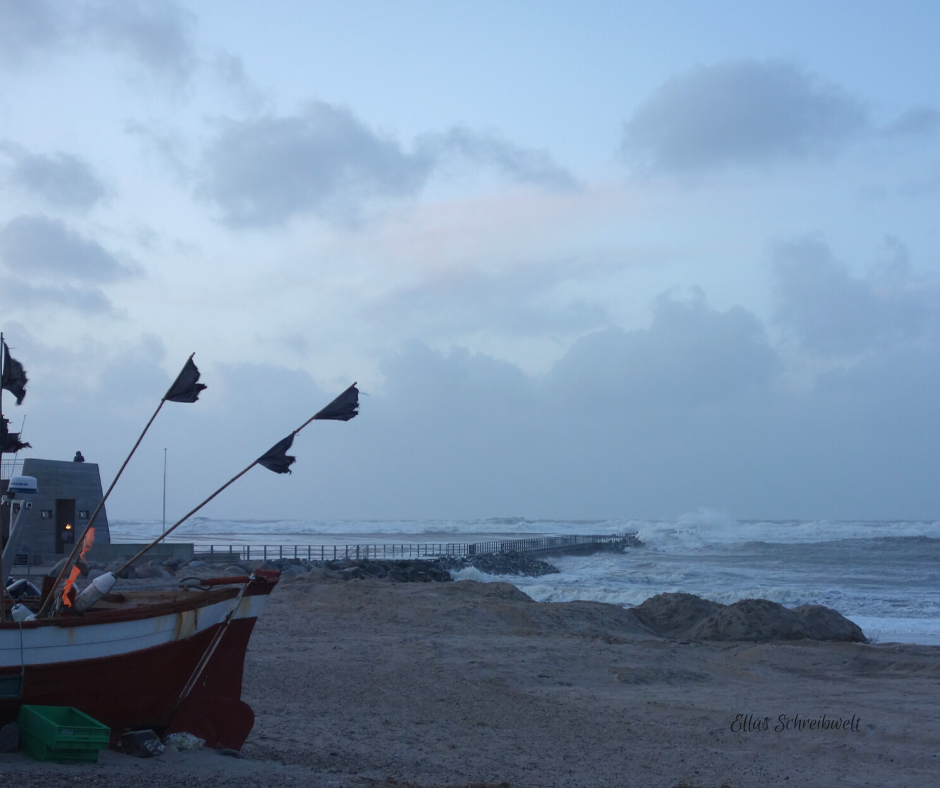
[119,729,165,758]
[164,732,205,750]
[0,721,18,752]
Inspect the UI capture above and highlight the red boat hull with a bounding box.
[0,572,278,750]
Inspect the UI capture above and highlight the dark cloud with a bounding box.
[197,102,575,227]
[885,106,940,137]
[771,235,939,355]
[5,148,107,210]
[622,60,867,172]
[0,276,115,315]
[0,215,138,283]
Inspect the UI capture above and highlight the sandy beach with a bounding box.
[3,571,940,787]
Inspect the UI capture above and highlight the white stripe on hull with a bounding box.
[0,594,268,668]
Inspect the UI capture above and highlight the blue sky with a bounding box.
[2,2,940,521]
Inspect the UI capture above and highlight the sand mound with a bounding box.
[634,592,866,643]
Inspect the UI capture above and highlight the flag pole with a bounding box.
[111,388,357,575]
[37,353,198,619]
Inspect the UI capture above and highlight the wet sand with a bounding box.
[3,572,940,787]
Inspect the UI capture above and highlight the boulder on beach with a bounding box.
[631,593,724,639]
[630,592,866,643]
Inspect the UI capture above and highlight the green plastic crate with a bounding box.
[19,730,100,764]
[18,705,110,756]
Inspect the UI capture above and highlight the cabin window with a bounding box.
[78,510,89,519]
[40,510,52,519]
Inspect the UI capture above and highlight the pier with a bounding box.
[191,533,636,564]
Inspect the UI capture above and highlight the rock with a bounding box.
[107,558,136,579]
[625,593,867,643]
[0,722,18,753]
[133,564,162,580]
[87,568,105,581]
[162,558,185,570]
[631,593,725,639]
[793,604,866,642]
[282,564,307,576]
[119,729,164,758]
[686,598,809,642]
[222,565,246,575]
[216,748,243,758]
[188,560,208,569]
[434,551,560,578]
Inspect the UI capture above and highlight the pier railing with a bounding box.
[191,533,632,564]
[0,459,24,480]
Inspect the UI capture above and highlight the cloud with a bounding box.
[622,59,867,172]
[771,235,939,355]
[4,147,107,210]
[0,0,197,83]
[197,102,435,227]
[0,276,115,315]
[18,273,940,519]
[370,256,609,342]
[0,215,138,283]
[549,288,778,410]
[427,128,578,190]
[81,0,198,85]
[884,105,940,137]
[196,102,575,227]
[0,0,62,67]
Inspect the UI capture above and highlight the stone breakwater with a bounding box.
[73,548,563,584]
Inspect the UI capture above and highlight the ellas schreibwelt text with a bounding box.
[730,713,861,733]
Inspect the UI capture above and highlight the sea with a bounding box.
[110,512,940,646]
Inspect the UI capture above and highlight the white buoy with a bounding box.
[74,572,117,613]
[11,603,33,622]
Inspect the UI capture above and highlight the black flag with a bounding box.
[164,357,207,403]
[1,417,30,454]
[257,434,296,474]
[313,383,359,421]
[1,341,28,405]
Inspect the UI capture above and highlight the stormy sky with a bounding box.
[2,2,940,522]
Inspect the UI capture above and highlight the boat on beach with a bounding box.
[0,339,359,749]
[0,569,281,750]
